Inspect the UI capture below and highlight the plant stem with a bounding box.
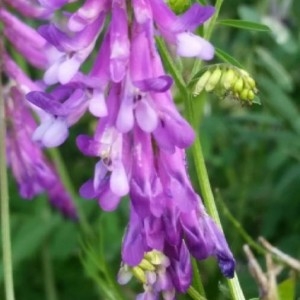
[191,258,206,298]
[185,96,221,225]
[42,242,59,300]
[48,148,90,235]
[0,30,15,300]
[190,0,224,79]
[216,190,266,255]
[187,286,207,300]
[186,94,246,300]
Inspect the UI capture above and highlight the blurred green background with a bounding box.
[1,0,300,299]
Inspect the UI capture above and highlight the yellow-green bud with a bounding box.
[233,77,244,93]
[221,69,236,89]
[193,70,211,96]
[139,259,156,272]
[246,77,256,89]
[240,89,250,101]
[167,0,190,14]
[247,90,255,101]
[145,250,163,265]
[132,266,146,284]
[205,68,222,92]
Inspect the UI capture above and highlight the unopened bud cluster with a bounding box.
[118,250,174,299]
[193,64,258,104]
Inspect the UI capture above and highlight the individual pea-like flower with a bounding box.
[26,83,89,147]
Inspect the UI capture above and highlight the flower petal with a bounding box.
[110,161,129,196]
[135,100,158,132]
[176,32,214,60]
[41,118,69,147]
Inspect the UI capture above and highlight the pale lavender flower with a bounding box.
[27,83,89,147]
[38,15,105,84]
[149,0,215,59]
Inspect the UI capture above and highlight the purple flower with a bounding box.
[26,83,88,147]
[39,15,105,84]
[38,0,72,11]
[3,0,50,18]
[77,84,130,210]
[150,1,215,60]
[181,209,235,278]
[0,8,48,68]
[5,86,77,219]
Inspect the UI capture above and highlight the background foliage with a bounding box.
[1,0,300,299]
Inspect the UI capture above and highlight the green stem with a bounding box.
[216,190,266,255]
[190,0,224,79]
[191,258,206,298]
[48,148,90,235]
[0,33,15,300]
[156,37,187,96]
[186,94,246,300]
[187,286,207,300]
[186,99,221,225]
[204,0,224,40]
[42,242,59,300]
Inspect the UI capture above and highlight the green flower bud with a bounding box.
[239,89,250,101]
[205,68,222,92]
[168,0,190,14]
[139,258,156,271]
[192,63,259,105]
[233,77,244,93]
[221,69,236,89]
[193,70,211,96]
[246,77,256,89]
[132,266,146,284]
[247,90,255,101]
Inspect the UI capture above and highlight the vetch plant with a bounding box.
[0,0,276,300]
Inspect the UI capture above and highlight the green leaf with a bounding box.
[218,19,270,32]
[238,5,261,23]
[257,76,300,134]
[0,214,60,281]
[278,277,295,300]
[255,47,293,92]
[215,48,244,68]
[12,215,60,264]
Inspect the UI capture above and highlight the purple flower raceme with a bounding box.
[2,2,78,219]
[22,0,235,297]
[4,86,77,219]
